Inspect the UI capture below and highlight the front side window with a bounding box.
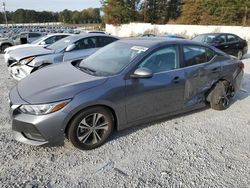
[74,37,97,50]
[216,35,227,44]
[192,34,217,44]
[184,45,215,66]
[45,36,57,44]
[139,46,179,73]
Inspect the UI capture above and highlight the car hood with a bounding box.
[17,62,108,104]
[5,44,38,53]
[8,46,55,61]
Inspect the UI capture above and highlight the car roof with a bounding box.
[195,33,238,36]
[119,37,207,48]
[65,33,119,41]
[46,33,72,37]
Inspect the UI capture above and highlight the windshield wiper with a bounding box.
[79,66,96,74]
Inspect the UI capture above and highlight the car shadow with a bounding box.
[110,73,250,142]
[233,72,250,102]
[242,52,250,60]
[110,106,209,142]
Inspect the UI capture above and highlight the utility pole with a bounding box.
[3,2,8,28]
[243,6,248,26]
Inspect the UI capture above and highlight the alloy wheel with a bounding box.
[77,113,109,145]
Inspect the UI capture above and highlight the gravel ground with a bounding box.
[0,54,250,188]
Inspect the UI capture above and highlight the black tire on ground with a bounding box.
[67,107,114,150]
[209,81,231,111]
[1,44,11,53]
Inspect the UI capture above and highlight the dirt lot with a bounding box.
[0,54,250,188]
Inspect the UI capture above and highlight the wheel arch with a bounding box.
[64,104,118,136]
[206,78,231,103]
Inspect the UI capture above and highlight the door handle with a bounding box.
[224,45,229,48]
[172,76,180,83]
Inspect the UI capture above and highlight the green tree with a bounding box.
[102,0,132,25]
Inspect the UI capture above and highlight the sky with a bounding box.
[3,0,101,12]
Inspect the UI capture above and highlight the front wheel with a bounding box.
[1,44,11,53]
[67,107,114,150]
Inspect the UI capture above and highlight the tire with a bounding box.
[237,50,243,60]
[209,81,231,111]
[67,107,114,150]
[1,44,11,53]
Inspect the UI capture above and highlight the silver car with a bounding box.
[4,33,70,63]
[8,33,119,80]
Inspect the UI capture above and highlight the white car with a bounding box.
[4,33,70,59]
[8,33,119,80]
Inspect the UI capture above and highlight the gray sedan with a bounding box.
[9,38,244,150]
[7,33,119,80]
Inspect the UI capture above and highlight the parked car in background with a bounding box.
[0,32,44,53]
[4,33,71,62]
[8,33,119,80]
[0,37,14,52]
[192,33,248,59]
[9,38,244,150]
[13,32,44,45]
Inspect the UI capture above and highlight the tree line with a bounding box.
[102,0,250,26]
[0,8,101,24]
[1,0,250,26]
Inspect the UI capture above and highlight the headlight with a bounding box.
[20,57,35,65]
[19,99,70,115]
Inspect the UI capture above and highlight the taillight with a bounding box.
[239,62,244,70]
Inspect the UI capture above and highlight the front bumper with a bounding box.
[4,53,10,64]
[4,53,17,67]
[9,63,33,81]
[9,87,67,147]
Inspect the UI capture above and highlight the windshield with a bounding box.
[31,35,47,44]
[79,41,148,76]
[192,34,217,43]
[46,36,74,51]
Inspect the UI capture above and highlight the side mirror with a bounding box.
[130,67,153,79]
[65,44,76,52]
[40,41,46,45]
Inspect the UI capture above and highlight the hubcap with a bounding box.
[77,113,109,145]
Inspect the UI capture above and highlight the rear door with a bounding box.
[63,37,98,61]
[226,34,241,56]
[125,45,186,123]
[182,45,222,107]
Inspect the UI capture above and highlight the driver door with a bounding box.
[125,45,185,123]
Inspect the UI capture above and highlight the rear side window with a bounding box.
[184,45,215,67]
[97,36,118,47]
[227,35,239,43]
